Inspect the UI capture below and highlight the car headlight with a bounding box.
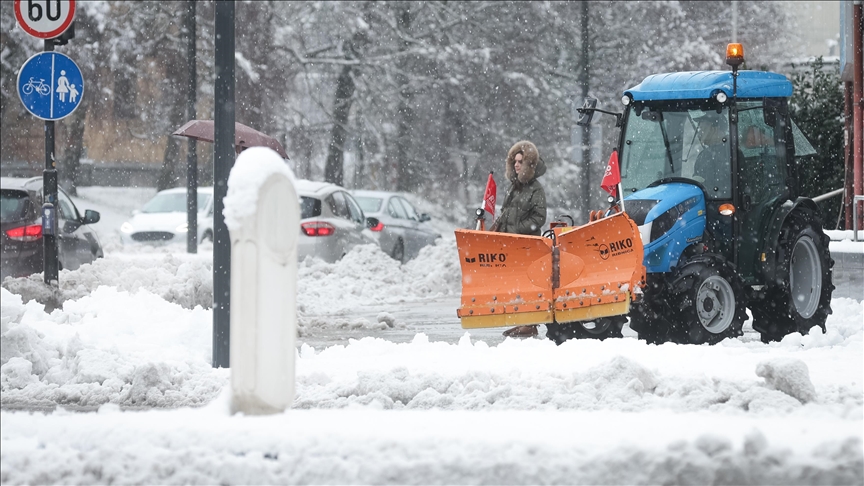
[176,223,188,233]
[120,222,134,233]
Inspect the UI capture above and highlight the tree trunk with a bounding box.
[290,126,313,180]
[395,6,416,192]
[60,96,88,196]
[324,65,355,186]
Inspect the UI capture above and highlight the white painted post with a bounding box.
[224,147,299,415]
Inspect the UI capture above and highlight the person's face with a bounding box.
[514,153,523,173]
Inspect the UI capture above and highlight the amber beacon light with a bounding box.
[725,43,744,68]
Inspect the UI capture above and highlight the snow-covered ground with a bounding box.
[1,183,862,484]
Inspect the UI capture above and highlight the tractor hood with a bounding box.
[625,183,704,225]
[625,182,707,273]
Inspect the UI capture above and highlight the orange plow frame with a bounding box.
[456,212,646,329]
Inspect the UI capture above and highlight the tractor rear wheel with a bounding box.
[544,317,625,345]
[751,214,833,342]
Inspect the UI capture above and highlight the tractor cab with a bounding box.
[618,70,817,282]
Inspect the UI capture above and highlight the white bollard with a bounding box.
[223,147,299,415]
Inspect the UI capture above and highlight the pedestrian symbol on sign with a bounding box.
[57,70,70,102]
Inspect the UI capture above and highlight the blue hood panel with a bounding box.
[625,183,706,273]
[625,71,792,101]
[626,183,704,223]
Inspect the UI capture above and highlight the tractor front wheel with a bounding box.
[675,262,747,344]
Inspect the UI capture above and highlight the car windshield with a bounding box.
[354,196,383,213]
[620,103,731,199]
[141,192,211,213]
[0,190,30,223]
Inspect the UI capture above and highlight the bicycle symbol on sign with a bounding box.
[22,78,51,96]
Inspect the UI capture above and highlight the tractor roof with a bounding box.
[625,71,792,101]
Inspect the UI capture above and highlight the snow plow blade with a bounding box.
[456,212,645,329]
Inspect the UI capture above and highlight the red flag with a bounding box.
[600,150,621,197]
[482,172,497,219]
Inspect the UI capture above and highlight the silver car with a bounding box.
[296,180,378,263]
[120,187,214,245]
[351,190,441,262]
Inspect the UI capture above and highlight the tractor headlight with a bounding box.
[621,95,632,106]
[715,91,728,103]
[637,221,652,244]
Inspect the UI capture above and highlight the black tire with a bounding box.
[544,317,625,345]
[630,309,673,345]
[751,214,833,342]
[545,322,566,345]
[671,260,748,344]
[391,239,405,263]
[634,257,747,345]
[630,278,676,345]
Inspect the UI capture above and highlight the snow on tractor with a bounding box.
[456,43,834,345]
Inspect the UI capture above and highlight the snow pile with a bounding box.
[3,278,861,414]
[1,237,460,317]
[0,288,225,408]
[756,358,817,404]
[297,238,460,315]
[1,286,861,483]
[1,407,860,485]
[1,253,214,311]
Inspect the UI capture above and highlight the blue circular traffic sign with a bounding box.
[17,51,84,121]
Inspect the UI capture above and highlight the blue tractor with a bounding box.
[566,44,834,345]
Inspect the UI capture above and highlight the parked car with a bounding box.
[351,190,441,262]
[296,180,378,263]
[1,177,103,280]
[120,187,214,245]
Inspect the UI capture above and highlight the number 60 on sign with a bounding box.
[14,0,76,39]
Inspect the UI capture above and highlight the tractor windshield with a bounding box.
[620,104,731,199]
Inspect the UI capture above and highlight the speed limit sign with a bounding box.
[14,0,76,39]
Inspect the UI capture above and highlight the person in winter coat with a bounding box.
[490,140,547,236]
[491,140,547,338]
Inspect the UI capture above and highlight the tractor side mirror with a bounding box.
[576,98,598,126]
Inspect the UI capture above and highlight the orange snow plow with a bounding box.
[456,212,646,329]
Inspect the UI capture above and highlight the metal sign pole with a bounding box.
[186,0,198,254]
[212,0,235,369]
[42,39,59,284]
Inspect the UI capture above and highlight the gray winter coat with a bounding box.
[491,141,547,236]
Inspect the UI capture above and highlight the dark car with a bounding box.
[1,177,103,280]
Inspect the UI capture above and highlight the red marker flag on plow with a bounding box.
[600,149,621,197]
[482,171,497,219]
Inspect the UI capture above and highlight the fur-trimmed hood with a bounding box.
[505,140,546,184]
